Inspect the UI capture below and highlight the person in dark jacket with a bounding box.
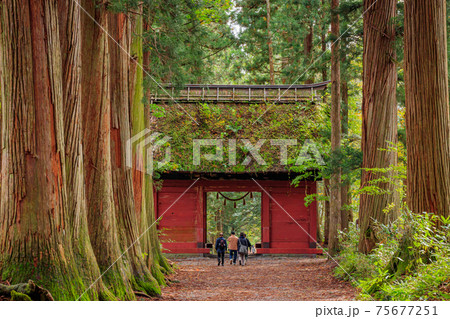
[244,233,252,264]
[215,233,227,266]
[237,232,251,266]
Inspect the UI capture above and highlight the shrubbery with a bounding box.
[334,212,450,300]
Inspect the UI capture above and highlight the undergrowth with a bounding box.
[335,212,450,301]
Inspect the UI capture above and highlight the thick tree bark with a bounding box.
[0,0,167,300]
[80,0,134,300]
[404,0,450,218]
[58,0,113,300]
[0,0,86,300]
[266,0,275,85]
[139,15,172,280]
[143,100,173,278]
[321,0,328,86]
[323,179,330,245]
[321,27,328,103]
[340,80,351,231]
[358,0,398,254]
[328,0,341,256]
[109,12,161,296]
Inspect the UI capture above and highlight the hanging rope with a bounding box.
[218,192,250,202]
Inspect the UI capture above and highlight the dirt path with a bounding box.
[158,256,357,301]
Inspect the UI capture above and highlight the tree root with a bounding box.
[10,291,32,301]
[0,280,54,301]
[134,291,152,299]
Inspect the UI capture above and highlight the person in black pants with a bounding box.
[215,233,227,266]
[237,232,252,266]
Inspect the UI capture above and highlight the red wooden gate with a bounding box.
[154,178,321,254]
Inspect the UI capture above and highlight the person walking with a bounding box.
[243,233,252,264]
[227,231,239,265]
[215,233,227,266]
[237,232,250,266]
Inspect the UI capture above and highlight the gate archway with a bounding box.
[151,82,329,255]
[154,172,321,255]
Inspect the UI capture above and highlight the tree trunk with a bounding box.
[0,0,86,300]
[58,0,113,300]
[328,0,341,256]
[304,23,314,84]
[0,280,53,301]
[80,0,134,300]
[358,0,399,254]
[316,182,324,243]
[340,80,351,231]
[266,0,275,85]
[139,14,173,280]
[321,0,328,84]
[404,0,450,218]
[323,179,330,245]
[0,0,167,300]
[108,12,162,296]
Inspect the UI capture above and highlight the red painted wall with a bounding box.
[155,179,321,254]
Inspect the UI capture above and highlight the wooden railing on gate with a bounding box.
[150,82,330,104]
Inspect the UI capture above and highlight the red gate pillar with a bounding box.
[308,181,318,249]
[261,192,270,248]
[196,186,205,249]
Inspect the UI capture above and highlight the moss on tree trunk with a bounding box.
[0,0,169,301]
[0,280,53,301]
[109,11,161,297]
[80,0,135,300]
[0,0,96,300]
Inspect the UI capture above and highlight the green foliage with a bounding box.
[335,212,450,301]
[142,0,234,86]
[334,222,380,281]
[152,101,327,173]
[379,255,450,301]
[220,0,326,84]
[148,103,166,118]
[356,143,406,213]
[111,0,235,86]
[304,192,329,207]
[206,192,261,245]
[195,0,232,24]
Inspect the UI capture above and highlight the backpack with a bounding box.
[238,238,248,254]
[218,238,226,250]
